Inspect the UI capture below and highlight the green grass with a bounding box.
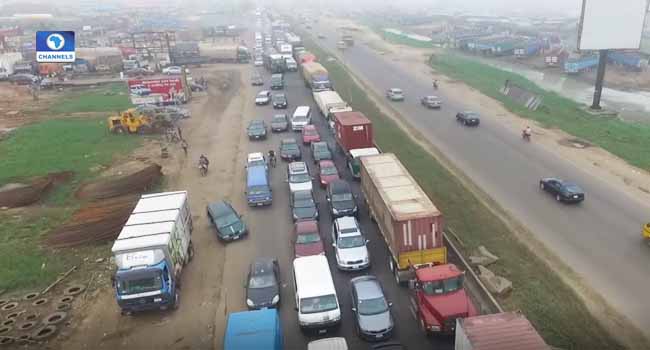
[50,83,132,114]
[430,53,650,171]
[379,29,433,48]
[301,34,625,350]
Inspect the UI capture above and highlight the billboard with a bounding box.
[578,0,650,50]
[127,77,186,105]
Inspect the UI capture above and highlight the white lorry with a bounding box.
[313,90,352,128]
[111,191,194,315]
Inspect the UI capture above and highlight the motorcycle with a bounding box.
[522,130,531,142]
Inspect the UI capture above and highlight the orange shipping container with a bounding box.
[38,63,63,75]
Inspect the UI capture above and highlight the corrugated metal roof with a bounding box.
[459,312,550,350]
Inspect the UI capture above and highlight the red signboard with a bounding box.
[127,77,185,105]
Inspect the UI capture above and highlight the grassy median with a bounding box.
[301,35,624,349]
[51,82,132,114]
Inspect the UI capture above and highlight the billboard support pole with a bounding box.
[590,49,609,110]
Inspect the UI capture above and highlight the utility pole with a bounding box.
[590,49,609,110]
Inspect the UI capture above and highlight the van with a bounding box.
[270,73,284,90]
[246,165,272,206]
[308,338,348,350]
[293,255,341,332]
[291,106,311,131]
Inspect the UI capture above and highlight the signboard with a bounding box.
[122,250,155,268]
[127,77,185,105]
[36,31,76,63]
[578,0,650,50]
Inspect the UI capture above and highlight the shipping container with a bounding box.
[297,51,316,64]
[360,153,446,283]
[333,111,374,152]
[455,312,550,350]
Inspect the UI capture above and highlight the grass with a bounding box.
[430,53,650,171]
[301,34,624,350]
[50,82,132,115]
[378,29,434,48]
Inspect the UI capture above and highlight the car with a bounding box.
[270,73,284,90]
[245,258,281,309]
[456,111,480,126]
[326,179,358,218]
[287,161,313,193]
[318,160,340,188]
[206,200,247,241]
[247,152,267,170]
[8,74,37,85]
[386,88,404,101]
[420,95,442,109]
[251,72,264,86]
[280,138,301,161]
[39,78,55,89]
[331,216,369,271]
[291,190,319,222]
[293,220,324,258]
[129,84,151,96]
[317,34,326,39]
[126,67,154,77]
[311,141,332,163]
[162,66,182,75]
[0,67,8,80]
[301,125,321,145]
[272,93,288,109]
[539,178,585,203]
[255,90,271,105]
[271,114,289,132]
[247,120,268,140]
[254,58,264,66]
[350,275,394,341]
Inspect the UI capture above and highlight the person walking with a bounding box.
[177,126,183,141]
[181,139,188,156]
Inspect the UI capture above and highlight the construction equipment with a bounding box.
[108,109,175,135]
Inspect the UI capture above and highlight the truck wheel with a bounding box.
[111,126,126,134]
[419,315,429,336]
[173,291,180,310]
[394,266,403,286]
[187,242,195,262]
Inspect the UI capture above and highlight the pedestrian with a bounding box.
[177,126,183,141]
[181,139,188,155]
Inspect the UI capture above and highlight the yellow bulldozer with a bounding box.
[108,109,153,134]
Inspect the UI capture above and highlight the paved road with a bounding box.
[306,24,650,333]
[228,63,455,349]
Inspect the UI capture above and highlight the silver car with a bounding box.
[350,275,394,341]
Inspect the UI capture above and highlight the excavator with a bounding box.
[107,109,174,135]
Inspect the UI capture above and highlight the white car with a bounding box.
[287,162,313,193]
[0,68,10,80]
[162,66,182,75]
[129,85,151,96]
[331,216,369,271]
[386,88,404,101]
[254,58,264,67]
[255,90,271,105]
[247,152,267,169]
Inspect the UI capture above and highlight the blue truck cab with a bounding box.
[224,309,283,350]
[246,165,272,206]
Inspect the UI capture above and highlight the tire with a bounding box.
[556,194,562,202]
[111,125,126,134]
[388,256,395,273]
[394,265,403,286]
[464,120,468,126]
[172,291,180,310]
[539,182,545,190]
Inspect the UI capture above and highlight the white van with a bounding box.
[293,255,341,332]
[291,106,311,131]
[308,337,348,350]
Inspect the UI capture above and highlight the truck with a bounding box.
[111,191,194,315]
[342,35,354,47]
[332,111,379,178]
[279,43,293,55]
[127,76,188,106]
[296,51,316,64]
[264,53,286,73]
[313,90,352,123]
[455,312,549,350]
[301,61,331,92]
[198,43,250,63]
[224,309,284,350]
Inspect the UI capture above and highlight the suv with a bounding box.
[270,73,284,90]
[331,216,369,271]
[287,161,313,193]
[386,88,404,101]
[456,111,480,126]
[326,180,357,218]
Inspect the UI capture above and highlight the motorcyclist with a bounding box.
[523,126,532,140]
[199,154,209,168]
[433,80,438,90]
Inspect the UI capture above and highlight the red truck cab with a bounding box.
[409,264,477,335]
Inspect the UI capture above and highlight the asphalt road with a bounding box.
[227,63,455,349]
[306,23,650,332]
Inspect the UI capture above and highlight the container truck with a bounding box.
[455,312,549,350]
[198,43,250,63]
[301,61,331,91]
[265,53,286,73]
[111,191,194,315]
[332,111,379,178]
[313,90,352,124]
[296,51,316,64]
[224,309,284,350]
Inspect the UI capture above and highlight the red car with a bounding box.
[301,125,321,144]
[318,160,340,187]
[293,220,324,258]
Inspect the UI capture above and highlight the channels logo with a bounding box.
[36,31,76,63]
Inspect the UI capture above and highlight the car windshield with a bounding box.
[338,235,365,248]
[332,193,352,202]
[304,129,317,136]
[421,276,464,296]
[293,116,308,122]
[257,93,268,98]
[300,294,338,314]
[290,173,311,183]
[563,184,582,192]
[466,113,478,118]
[272,116,287,123]
[295,197,315,208]
[358,296,389,316]
[321,166,337,175]
[296,232,320,244]
[249,124,264,131]
[273,95,285,101]
[283,143,299,151]
[392,89,402,94]
[249,274,276,289]
[249,159,265,167]
[249,185,270,196]
[118,272,163,295]
[216,213,239,227]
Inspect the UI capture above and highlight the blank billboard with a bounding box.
[578,0,649,50]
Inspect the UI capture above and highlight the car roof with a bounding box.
[289,161,307,172]
[295,220,319,234]
[248,152,264,162]
[390,88,402,91]
[312,141,327,148]
[328,179,350,193]
[351,276,383,299]
[251,258,276,275]
[281,138,297,144]
[207,200,232,217]
[303,125,316,130]
[426,95,439,99]
[335,216,359,232]
[319,160,335,167]
[273,114,288,119]
[293,255,336,298]
[258,90,269,94]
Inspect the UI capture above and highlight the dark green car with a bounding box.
[247,120,268,140]
[207,201,247,241]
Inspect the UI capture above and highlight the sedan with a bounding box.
[162,66,182,75]
[255,90,271,105]
[293,220,324,258]
[207,200,247,241]
[420,95,442,109]
[456,111,480,126]
[254,58,264,67]
[280,138,301,161]
[272,93,288,109]
[539,178,585,203]
[301,125,321,144]
[350,276,394,341]
[290,190,319,222]
[245,258,281,309]
[271,114,289,132]
[311,141,332,163]
[327,179,358,218]
[251,73,264,86]
[318,160,340,188]
[386,88,404,101]
[247,120,268,140]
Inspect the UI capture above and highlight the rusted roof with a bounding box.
[458,312,550,350]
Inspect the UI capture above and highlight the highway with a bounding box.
[304,22,650,334]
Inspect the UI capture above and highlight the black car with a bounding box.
[272,93,288,109]
[327,179,358,218]
[206,200,247,241]
[280,138,301,161]
[539,178,585,203]
[245,258,281,309]
[456,111,480,126]
[290,190,319,222]
[311,141,332,163]
[271,114,289,132]
[270,73,284,90]
[247,120,267,140]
